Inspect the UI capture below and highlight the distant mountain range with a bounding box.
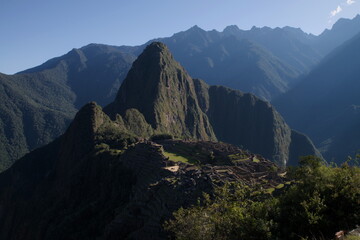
[1,15,360,168]
[273,31,360,162]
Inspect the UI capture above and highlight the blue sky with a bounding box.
[1,0,360,74]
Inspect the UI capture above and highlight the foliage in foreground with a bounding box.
[165,156,360,240]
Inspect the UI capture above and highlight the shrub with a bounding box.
[150,133,174,141]
[165,156,360,240]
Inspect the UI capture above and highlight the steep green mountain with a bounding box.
[273,32,360,163]
[106,42,319,165]
[0,45,136,170]
[105,42,216,141]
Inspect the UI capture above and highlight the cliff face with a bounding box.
[205,85,291,165]
[192,79,318,165]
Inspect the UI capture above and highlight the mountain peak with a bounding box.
[181,25,206,35]
[65,101,105,142]
[104,42,216,141]
[223,25,240,34]
[106,42,179,116]
[133,41,174,68]
[189,25,202,31]
[144,41,168,52]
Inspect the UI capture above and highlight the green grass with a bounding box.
[265,184,284,194]
[164,177,178,185]
[228,153,249,161]
[252,157,260,163]
[163,151,192,164]
[233,159,249,163]
[266,188,275,194]
[345,236,360,240]
[108,149,124,156]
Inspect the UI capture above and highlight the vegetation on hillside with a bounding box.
[0,44,135,171]
[165,156,360,240]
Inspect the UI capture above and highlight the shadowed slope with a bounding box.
[274,32,360,162]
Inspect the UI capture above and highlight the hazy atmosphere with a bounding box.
[1,0,360,74]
